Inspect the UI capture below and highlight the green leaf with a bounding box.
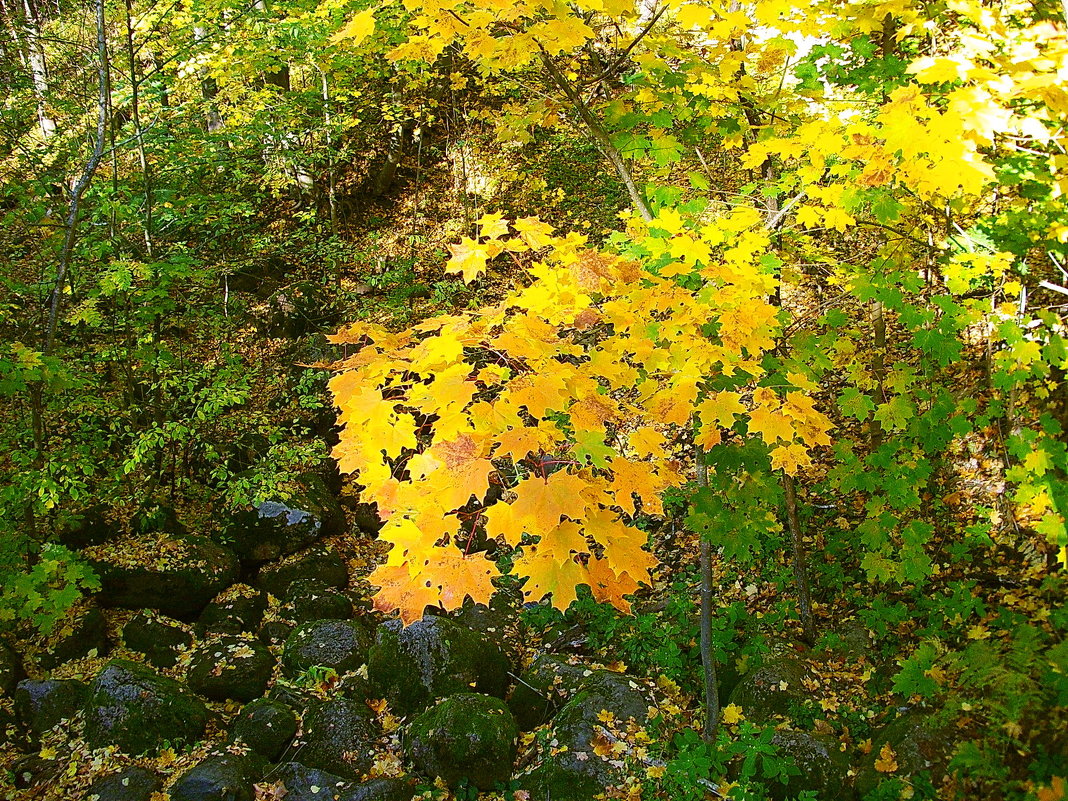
[838,387,876,421]
[874,396,914,431]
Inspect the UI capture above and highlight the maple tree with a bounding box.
[329,0,1067,614]
[329,211,832,622]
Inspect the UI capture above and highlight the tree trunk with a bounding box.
[18,0,55,137]
[695,445,720,741]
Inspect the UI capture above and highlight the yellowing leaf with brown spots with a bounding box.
[875,743,899,773]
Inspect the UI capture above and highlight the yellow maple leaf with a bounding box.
[875,743,899,773]
[445,237,504,283]
[586,556,640,613]
[331,9,376,45]
[721,704,745,724]
[770,442,812,475]
[697,390,746,428]
[477,212,510,239]
[747,405,795,444]
[514,547,588,610]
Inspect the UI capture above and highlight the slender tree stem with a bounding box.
[696,445,720,741]
[782,472,816,644]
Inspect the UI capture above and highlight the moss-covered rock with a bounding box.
[121,613,192,669]
[295,696,379,780]
[87,533,239,618]
[187,634,275,702]
[406,693,519,790]
[508,654,590,731]
[198,584,268,635]
[256,546,348,597]
[517,671,652,801]
[230,698,298,761]
[0,638,24,696]
[84,766,159,801]
[14,678,88,739]
[220,474,344,564]
[286,579,354,623]
[270,762,353,801]
[520,672,652,799]
[342,778,417,801]
[281,619,373,678]
[170,754,263,801]
[767,730,854,801]
[368,617,510,716]
[38,603,110,669]
[84,659,209,755]
[855,712,956,798]
[727,655,810,723]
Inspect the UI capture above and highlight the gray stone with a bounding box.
[368,617,510,716]
[231,698,298,761]
[257,547,348,598]
[187,634,275,702]
[84,659,209,755]
[406,693,518,790]
[727,655,810,723]
[295,696,378,780]
[87,533,239,618]
[14,678,88,738]
[281,619,373,679]
[84,767,159,801]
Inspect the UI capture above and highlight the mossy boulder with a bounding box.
[727,655,810,723]
[122,613,193,669]
[368,617,510,716]
[230,698,298,762]
[187,634,275,702]
[198,584,268,635]
[257,546,348,597]
[14,678,88,739]
[508,654,590,731]
[855,712,956,798]
[342,778,417,801]
[286,578,354,623]
[294,696,378,780]
[84,659,209,755]
[221,474,344,563]
[170,754,264,801]
[54,504,113,549]
[87,533,239,619]
[38,603,110,669]
[406,693,518,790]
[767,731,853,801]
[84,766,159,801]
[269,762,353,801]
[517,671,652,801]
[281,619,373,678]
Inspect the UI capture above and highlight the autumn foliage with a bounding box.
[329,212,831,623]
